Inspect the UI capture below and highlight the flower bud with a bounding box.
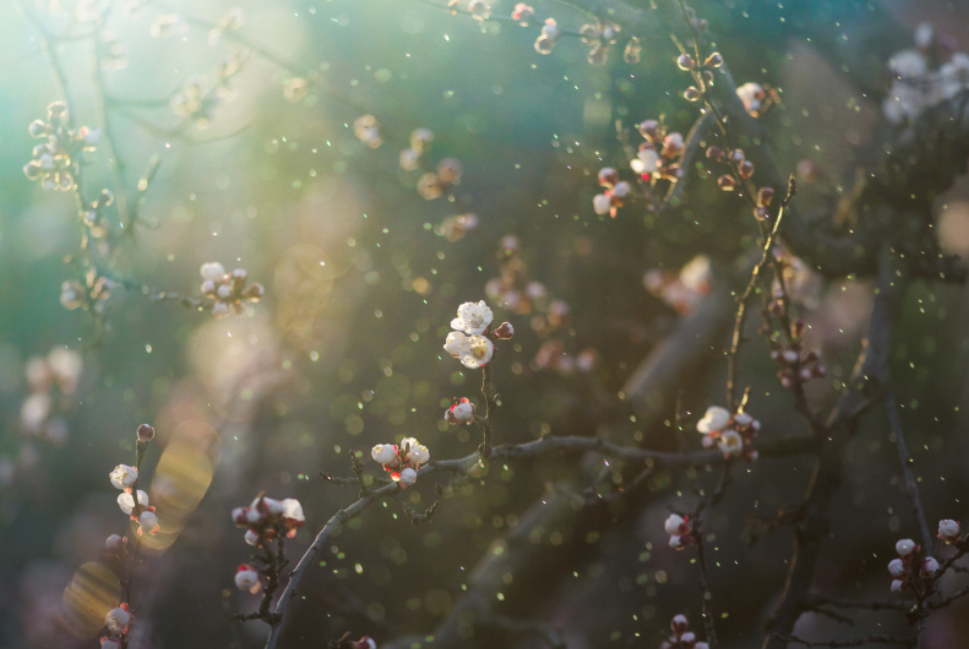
[235,564,261,593]
[398,467,418,486]
[896,539,917,556]
[891,579,905,592]
[671,614,689,635]
[738,160,755,180]
[664,513,686,535]
[939,519,961,542]
[717,175,736,191]
[887,558,906,578]
[137,423,155,442]
[757,186,775,207]
[372,444,398,465]
[445,398,475,425]
[922,556,940,575]
[704,52,723,68]
[705,145,724,160]
[637,119,659,142]
[105,534,125,553]
[677,54,695,71]
[684,86,702,102]
[493,321,514,340]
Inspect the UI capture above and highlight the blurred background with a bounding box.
[2,0,969,647]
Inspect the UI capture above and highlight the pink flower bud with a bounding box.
[493,321,514,339]
[137,424,155,442]
[671,614,689,635]
[922,557,940,575]
[105,534,125,553]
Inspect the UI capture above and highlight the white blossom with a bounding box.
[891,579,905,593]
[696,406,730,434]
[922,556,940,575]
[117,490,149,515]
[450,300,494,335]
[896,538,916,556]
[716,430,743,456]
[630,148,660,174]
[399,467,418,486]
[139,510,158,531]
[664,513,685,535]
[372,444,398,465]
[104,607,131,633]
[109,464,138,490]
[200,261,226,280]
[235,564,261,593]
[281,498,304,523]
[939,518,961,542]
[887,558,906,578]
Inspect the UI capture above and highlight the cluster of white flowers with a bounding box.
[660,613,709,649]
[231,494,305,547]
[354,114,382,148]
[444,397,476,425]
[443,300,505,369]
[887,538,938,593]
[199,262,265,317]
[644,255,712,316]
[534,18,561,54]
[109,461,159,535]
[61,268,115,313]
[398,128,435,171]
[579,19,620,66]
[664,513,694,550]
[736,82,769,117]
[18,347,82,444]
[371,438,431,487]
[416,158,462,201]
[22,101,100,191]
[696,406,760,461]
[593,122,686,218]
[883,24,969,125]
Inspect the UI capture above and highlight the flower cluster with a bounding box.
[444,397,476,425]
[354,114,382,148]
[437,213,479,242]
[735,82,778,118]
[371,438,430,486]
[23,101,100,191]
[939,519,962,545]
[443,300,508,369]
[660,613,709,649]
[416,158,462,200]
[644,255,712,316]
[696,406,760,461]
[887,538,938,593]
[109,443,159,536]
[534,18,561,54]
[19,347,81,444]
[768,319,826,390]
[171,76,226,129]
[664,513,694,550]
[207,7,245,47]
[592,167,632,218]
[579,19,620,66]
[511,3,534,25]
[60,268,115,313]
[593,121,686,217]
[104,603,134,636]
[882,23,969,125]
[398,128,435,171]
[199,262,265,317]
[231,495,306,547]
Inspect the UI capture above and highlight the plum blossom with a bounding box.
[371,437,430,487]
[664,513,694,549]
[231,494,306,546]
[139,510,159,534]
[939,519,961,544]
[109,464,138,490]
[896,538,916,556]
[696,406,730,434]
[451,301,494,335]
[104,604,133,634]
[444,331,494,369]
[445,398,475,424]
[117,490,149,515]
[235,564,261,593]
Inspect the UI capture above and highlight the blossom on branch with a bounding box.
[235,564,261,594]
[445,397,475,425]
[371,438,430,487]
[109,464,138,490]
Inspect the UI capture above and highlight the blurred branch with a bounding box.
[885,392,933,556]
